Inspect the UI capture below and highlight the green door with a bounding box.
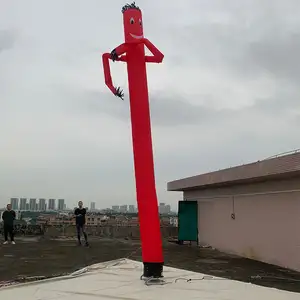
[178,201,198,242]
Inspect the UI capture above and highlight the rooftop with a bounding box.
[168,150,300,191]
[0,237,299,293]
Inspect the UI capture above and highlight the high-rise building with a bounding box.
[128,205,135,213]
[35,203,38,211]
[58,199,65,211]
[120,205,128,213]
[38,198,46,211]
[20,198,27,211]
[10,198,19,210]
[159,203,166,214]
[90,202,96,211]
[29,198,37,211]
[48,199,56,210]
[112,205,120,212]
[25,203,29,210]
[165,204,171,214]
[159,203,171,214]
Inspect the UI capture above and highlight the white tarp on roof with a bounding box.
[0,258,298,299]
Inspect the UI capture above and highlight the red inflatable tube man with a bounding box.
[102,2,164,278]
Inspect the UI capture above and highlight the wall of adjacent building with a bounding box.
[184,177,300,272]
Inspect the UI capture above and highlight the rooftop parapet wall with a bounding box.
[168,152,300,191]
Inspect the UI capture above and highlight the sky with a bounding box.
[0,0,300,210]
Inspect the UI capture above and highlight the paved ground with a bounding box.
[0,237,299,293]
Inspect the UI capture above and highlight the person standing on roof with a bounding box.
[74,201,89,246]
[2,203,16,245]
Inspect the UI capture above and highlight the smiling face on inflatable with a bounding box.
[122,3,144,43]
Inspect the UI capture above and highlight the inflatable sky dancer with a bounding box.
[102,2,164,278]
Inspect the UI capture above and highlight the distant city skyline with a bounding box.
[1,197,177,216]
[7,197,67,211]
[2,197,178,212]
[110,203,173,214]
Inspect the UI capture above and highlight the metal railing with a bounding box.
[263,148,300,160]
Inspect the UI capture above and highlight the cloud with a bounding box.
[1,0,300,210]
[56,85,227,127]
[0,30,15,52]
[246,33,300,83]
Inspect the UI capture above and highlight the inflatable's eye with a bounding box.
[139,19,142,26]
[130,17,134,24]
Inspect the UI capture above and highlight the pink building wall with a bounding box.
[184,178,300,272]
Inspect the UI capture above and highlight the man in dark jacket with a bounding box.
[2,204,16,245]
[74,201,89,246]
